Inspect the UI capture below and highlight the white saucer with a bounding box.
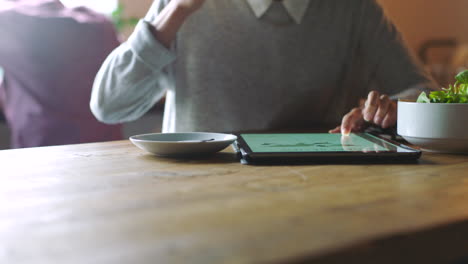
[129,132,237,157]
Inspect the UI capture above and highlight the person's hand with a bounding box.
[174,0,206,14]
[329,90,397,135]
[150,0,206,48]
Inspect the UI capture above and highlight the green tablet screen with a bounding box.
[240,133,392,153]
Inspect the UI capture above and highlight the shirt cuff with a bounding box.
[127,20,176,71]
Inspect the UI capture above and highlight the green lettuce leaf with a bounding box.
[455,70,468,85]
[416,92,431,103]
[416,70,468,103]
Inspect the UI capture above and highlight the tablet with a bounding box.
[234,133,421,164]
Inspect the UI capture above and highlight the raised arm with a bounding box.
[149,0,206,47]
[90,0,205,124]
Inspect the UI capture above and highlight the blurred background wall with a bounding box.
[378,0,468,52]
[378,0,468,86]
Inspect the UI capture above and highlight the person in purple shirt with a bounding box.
[0,0,122,148]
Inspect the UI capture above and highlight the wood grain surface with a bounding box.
[1,140,468,264]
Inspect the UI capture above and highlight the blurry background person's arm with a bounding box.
[90,0,205,124]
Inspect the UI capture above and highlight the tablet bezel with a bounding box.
[235,133,421,164]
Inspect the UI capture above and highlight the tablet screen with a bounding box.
[240,133,396,153]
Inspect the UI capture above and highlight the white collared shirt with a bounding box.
[245,0,310,24]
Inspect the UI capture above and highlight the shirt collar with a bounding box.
[245,0,310,24]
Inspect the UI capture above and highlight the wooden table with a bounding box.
[1,140,468,264]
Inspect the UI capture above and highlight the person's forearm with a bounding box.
[149,1,193,48]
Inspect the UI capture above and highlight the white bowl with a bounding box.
[397,101,468,153]
[129,132,237,157]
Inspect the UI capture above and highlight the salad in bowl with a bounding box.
[397,70,468,153]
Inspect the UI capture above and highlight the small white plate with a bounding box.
[130,132,237,157]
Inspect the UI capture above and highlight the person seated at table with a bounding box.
[90,0,436,135]
[0,0,123,148]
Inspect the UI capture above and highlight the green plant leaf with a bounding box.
[428,91,447,103]
[455,70,468,85]
[416,92,431,103]
[417,70,468,104]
